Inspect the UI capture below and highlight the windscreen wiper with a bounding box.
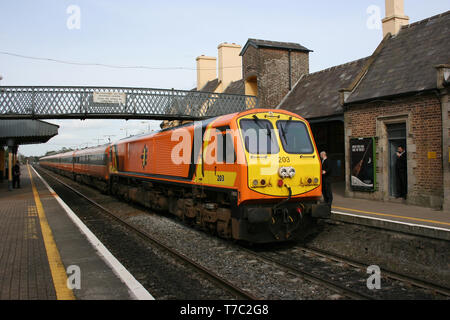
[279,122,288,145]
[252,115,272,137]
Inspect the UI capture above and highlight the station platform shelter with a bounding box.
[0,120,59,190]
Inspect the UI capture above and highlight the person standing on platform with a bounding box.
[12,161,21,189]
[320,151,333,207]
[0,148,4,183]
[5,160,8,181]
[395,146,407,199]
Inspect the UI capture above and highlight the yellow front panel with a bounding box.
[238,111,321,197]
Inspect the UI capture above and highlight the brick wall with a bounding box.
[242,47,309,108]
[345,93,443,208]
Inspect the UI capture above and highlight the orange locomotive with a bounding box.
[40,109,330,243]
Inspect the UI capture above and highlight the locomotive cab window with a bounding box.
[277,120,314,154]
[240,118,279,154]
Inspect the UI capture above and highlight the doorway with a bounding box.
[387,123,406,197]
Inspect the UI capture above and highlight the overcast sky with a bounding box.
[1,0,449,156]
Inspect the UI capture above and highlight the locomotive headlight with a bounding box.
[314,178,319,184]
[288,167,296,178]
[278,167,289,178]
[252,179,259,187]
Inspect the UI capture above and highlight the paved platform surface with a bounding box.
[0,165,136,300]
[329,183,450,239]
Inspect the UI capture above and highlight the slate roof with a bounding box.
[240,38,312,56]
[199,78,220,93]
[278,57,370,119]
[223,79,245,95]
[346,11,450,104]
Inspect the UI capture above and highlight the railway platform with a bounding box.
[0,164,150,300]
[330,183,450,240]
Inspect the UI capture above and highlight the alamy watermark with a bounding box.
[170,126,281,176]
[366,5,382,30]
[67,265,81,290]
[366,265,381,290]
[66,5,81,30]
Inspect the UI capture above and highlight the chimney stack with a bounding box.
[217,43,242,92]
[196,55,217,90]
[382,0,409,37]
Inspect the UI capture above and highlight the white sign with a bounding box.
[93,92,126,104]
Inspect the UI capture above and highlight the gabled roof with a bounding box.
[346,11,450,104]
[223,79,245,95]
[278,57,370,119]
[240,38,312,56]
[199,78,220,93]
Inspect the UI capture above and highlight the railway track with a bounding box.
[240,244,450,300]
[298,246,450,298]
[238,246,375,300]
[36,166,257,300]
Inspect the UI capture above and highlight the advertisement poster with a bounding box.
[350,138,376,191]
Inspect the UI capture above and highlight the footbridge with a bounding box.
[0,86,258,120]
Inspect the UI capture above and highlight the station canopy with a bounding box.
[0,119,59,146]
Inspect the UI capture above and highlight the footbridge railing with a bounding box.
[0,86,258,120]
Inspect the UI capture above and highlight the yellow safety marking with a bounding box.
[333,206,450,227]
[27,165,76,300]
[25,206,38,240]
[28,205,38,217]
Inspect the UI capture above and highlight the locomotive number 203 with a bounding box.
[279,156,290,163]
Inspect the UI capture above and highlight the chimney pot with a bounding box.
[196,56,217,90]
[382,0,409,37]
[217,43,242,92]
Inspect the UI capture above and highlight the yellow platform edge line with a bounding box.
[27,165,76,300]
[332,205,450,227]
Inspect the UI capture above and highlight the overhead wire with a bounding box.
[0,50,242,70]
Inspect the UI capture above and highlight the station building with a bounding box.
[280,5,449,210]
[341,10,450,210]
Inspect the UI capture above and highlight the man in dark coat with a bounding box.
[12,161,21,189]
[395,146,407,199]
[320,151,333,207]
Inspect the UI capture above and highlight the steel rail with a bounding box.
[299,246,450,298]
[237,247,375,300]
[37,167,257,300]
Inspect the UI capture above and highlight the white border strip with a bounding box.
[332,210,450,233]
[31,166,155,300]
